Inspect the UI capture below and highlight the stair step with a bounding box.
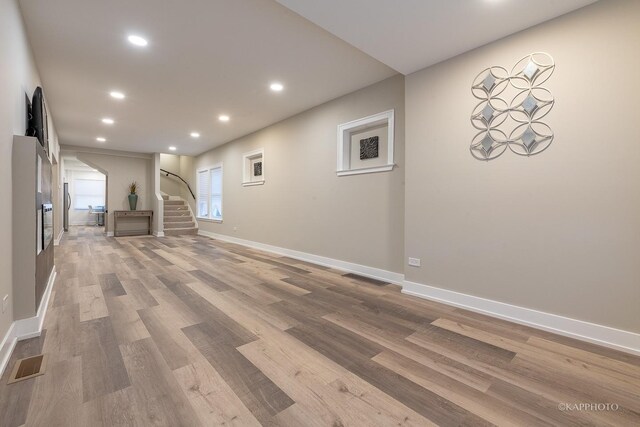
[164,200,185,206]
[164,221,195,229]
[164,205,189,211]
[164,215,192,222]
[164,209,190,215]
[164,227,198,236]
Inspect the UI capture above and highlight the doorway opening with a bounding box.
[62,155,107,234]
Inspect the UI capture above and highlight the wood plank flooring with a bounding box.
[0,226,638,426]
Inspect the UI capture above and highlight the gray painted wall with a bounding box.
[193,75,405,274]
[0,0,60,342]
[404,0,640,333]
[160,153,183,197]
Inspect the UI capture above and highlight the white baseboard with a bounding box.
[153,231,165,237]
[198,230,404,285]
[106,231,114,237]
[54,229,64,246]
[0,267,57,376]
[0,323,16,380]
[15,267,57,340]
[194,229,640,356]
[403,280,640,356]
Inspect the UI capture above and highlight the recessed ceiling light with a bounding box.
[218,115,230,122]
[96,137,106,142]
[102,118,115,125]
[190,132,200,138]
[127,35,148,47]
[168,146,177,151]
[109,91,125,99]
[270,82,284,92]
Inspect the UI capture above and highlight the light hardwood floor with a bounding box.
[1,226,638,426]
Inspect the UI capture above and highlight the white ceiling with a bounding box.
[19,0,396,155]
[276,0,598,75]
[21,0,597,156]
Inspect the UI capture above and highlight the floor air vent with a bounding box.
[8,354,47,384]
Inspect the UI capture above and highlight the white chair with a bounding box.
[88,205,100,226]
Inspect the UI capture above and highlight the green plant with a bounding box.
[128,181,138,195]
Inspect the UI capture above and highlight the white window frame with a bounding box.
[196,163,223,222]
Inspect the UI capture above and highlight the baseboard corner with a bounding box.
[54,229,64,246]
[14,266,56,341]
[0,323,17,378]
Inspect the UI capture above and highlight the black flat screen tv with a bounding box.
[25,92,32,132]
[26,86,49,156]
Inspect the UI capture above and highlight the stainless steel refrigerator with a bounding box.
[63,182,70,231]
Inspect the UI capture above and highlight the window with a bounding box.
[197,170,209,218]
[210,167,222,220]
[197,164,223,221]
[73,178,105,210]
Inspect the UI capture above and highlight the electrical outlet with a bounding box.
[408,257,421,267]
[233,226,238,232]
[2,295,8,313]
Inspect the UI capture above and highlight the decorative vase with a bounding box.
[128,194,138,211]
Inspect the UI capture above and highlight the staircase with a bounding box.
[162,196,198,236]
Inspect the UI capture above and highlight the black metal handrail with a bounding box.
[160,168,195,200]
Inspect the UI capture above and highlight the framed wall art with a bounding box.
[337,109,394,176]
[242,148,265,186]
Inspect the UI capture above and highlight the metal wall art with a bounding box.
[253,161,262,177]
[359,136,379,160]
[470,52,555,160]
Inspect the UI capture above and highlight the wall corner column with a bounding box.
[152,153,164,235]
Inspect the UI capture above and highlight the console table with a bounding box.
[113,210,153,237]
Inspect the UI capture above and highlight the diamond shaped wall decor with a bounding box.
[481,104,495,122]
[521,127,537,149]
[481,134,494,152]
[470,52,555,160]
[522,94,538,115]
[523,61,540,80]
[482,73,496,91]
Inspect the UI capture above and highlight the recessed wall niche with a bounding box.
[337,109,395,176]
[242,148,265,186]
